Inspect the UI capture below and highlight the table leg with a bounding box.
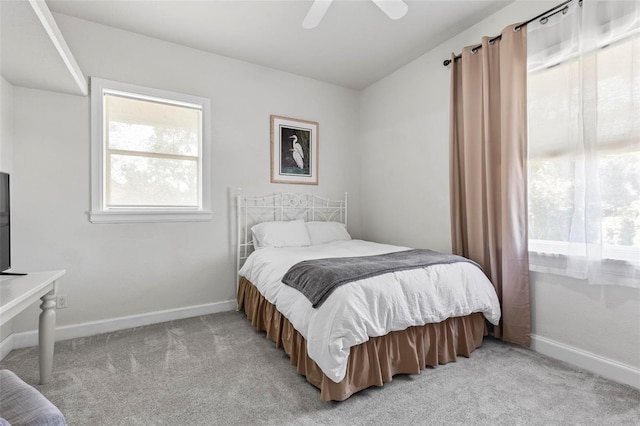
[38,289,56,385]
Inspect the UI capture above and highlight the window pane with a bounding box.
[528,158,575,242]
[108,154,198,207]
[595,38,640,147]
[528,153,640,249]
[528,60,581,157]
[106,94,200,157]
[528,37,640,157]
[599,151,640,247]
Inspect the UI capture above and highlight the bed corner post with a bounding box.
[344,192,348,228]
[236,187,242,311]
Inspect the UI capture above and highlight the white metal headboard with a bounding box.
[236,189,348,292]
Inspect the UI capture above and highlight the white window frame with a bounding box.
[89,77,212,223]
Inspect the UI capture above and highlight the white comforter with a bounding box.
[238,240,501,383]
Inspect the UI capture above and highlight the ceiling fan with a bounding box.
[303,0,409,29]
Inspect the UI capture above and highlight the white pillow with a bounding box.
[251,220,311,249]
[306,221,351,245]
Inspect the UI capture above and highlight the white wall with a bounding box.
[0,76,14,342]
[359,0,640,374]
[0,77,13,174]
[360,1,554,250]
[9,13,361,333]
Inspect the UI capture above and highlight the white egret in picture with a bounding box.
[290,135,304,169]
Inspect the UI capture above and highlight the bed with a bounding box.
[236,191,501,401]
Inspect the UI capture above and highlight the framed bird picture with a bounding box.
[270,115,318,185]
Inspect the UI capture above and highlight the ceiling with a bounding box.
[46,0,514,90]
[1,0,87,96]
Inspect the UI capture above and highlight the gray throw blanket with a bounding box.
[281,249,481,308]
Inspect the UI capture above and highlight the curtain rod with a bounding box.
[442,0,577,67]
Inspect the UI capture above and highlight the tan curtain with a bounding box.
[449,23,530,347]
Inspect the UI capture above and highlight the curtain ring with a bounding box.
[540,16,549,24]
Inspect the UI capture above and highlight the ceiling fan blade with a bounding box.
[371,0,408,20]
[303,0,333,29]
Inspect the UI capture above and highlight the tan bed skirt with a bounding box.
[238,277,487,401]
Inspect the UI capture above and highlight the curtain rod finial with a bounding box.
[443,59,452,67]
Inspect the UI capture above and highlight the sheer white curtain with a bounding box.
[527,0,640,287]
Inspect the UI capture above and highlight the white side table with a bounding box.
[0,270,66,384]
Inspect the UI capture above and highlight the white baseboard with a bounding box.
[530,334,640,390]
[0,299,236,359]
[0,333,15,360]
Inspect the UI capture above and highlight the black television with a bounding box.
[0,172,11,273]
[0,172,10,272]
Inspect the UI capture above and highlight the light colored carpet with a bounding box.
[1,311,638,425]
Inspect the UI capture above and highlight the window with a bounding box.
[527,8,639,287]
[90,78,212,223]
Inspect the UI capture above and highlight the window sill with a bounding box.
[528,240,640,287]
[528,240,640,264]
[88,209,213,224]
